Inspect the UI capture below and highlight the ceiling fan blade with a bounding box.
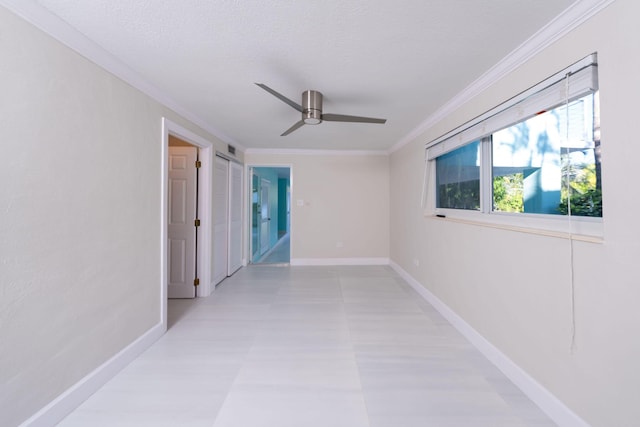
[321,113,387,124]
[255,83,303,112]
[281,120,305,136]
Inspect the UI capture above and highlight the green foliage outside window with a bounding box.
[493,174,524,212]
[558,189,602,216]
[558,162,602,216]
[437,180,480,210]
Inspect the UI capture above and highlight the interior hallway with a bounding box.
[58,266,555,427]
[255,233,290,264]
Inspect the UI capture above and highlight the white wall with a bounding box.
[0,7,238,426]
[245,152,390,262]
[390,1,640,425]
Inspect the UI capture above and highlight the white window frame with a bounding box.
[424,54,603,241]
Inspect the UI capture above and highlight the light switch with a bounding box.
[296,199,304,207]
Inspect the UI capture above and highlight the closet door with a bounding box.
[213,156,229,285]
[228,161,243,275]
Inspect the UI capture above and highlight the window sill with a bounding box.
[424,210,604,244]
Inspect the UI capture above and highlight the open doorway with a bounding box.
[161,118,213,331]
[167,136,199,298]
[250,166,291,264]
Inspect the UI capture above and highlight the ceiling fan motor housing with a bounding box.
[255,83,386,135]
[302,90,322,124]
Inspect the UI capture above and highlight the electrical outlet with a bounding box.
[336,241,344,248]
[413,258,420,267]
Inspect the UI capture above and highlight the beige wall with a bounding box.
[245,152,390,261]
[0,7,236,426]
[390,1,640,425]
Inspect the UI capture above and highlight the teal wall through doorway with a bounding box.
[252,167,290,260]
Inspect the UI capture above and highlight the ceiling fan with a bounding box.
[255,83,387,136]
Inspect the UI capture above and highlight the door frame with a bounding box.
[212,155,229,286]
[245,164,293,264]
[227,160,244,276]
[259,178,271,256]
[250,170,260,262]
[161,118,213,328]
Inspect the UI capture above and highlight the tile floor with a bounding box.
[58,265,556,427]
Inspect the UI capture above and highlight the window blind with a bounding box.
[426,54,598,161]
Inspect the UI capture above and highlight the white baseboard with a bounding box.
[389,260,588,427]
[21,262,587,426]
[290,257,390,266]
[20,323,165,427]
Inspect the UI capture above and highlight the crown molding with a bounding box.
[390,0,616,154]
[2,0,613,156]
[244,148,389,157]
[0,0,243,151]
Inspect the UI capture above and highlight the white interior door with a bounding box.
[260,179,270,255]
[213,156,229,285]
[168,146,197,298]
[228,161,243,275]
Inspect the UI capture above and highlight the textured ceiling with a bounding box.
[31,0,576,151]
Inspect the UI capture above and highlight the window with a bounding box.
[492,92,600,216]
[426,54,602,235]
[436,140,481,210]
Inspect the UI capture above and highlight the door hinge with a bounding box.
[194,219,201,227]
[194,278,200,286]
[195,160,202,168]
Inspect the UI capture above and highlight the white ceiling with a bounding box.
[29,0,577,151]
